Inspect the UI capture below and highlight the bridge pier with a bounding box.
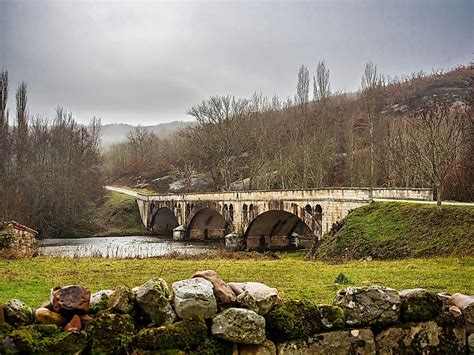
[136,187,433,250]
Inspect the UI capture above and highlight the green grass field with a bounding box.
[1,255,472,307]
[317,202,474,260]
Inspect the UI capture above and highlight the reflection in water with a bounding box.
[38,236,221,258]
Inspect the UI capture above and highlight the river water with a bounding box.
[38,236,222,258]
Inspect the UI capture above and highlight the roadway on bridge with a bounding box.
[104,186,474,207]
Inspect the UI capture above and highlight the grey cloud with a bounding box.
[1,0,472,124]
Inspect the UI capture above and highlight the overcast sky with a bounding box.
[1,0,472,125]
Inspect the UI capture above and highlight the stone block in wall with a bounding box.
[375,320,466,354]
[399,288,442,322]
[333,286,401,327]
[276,328,376,355]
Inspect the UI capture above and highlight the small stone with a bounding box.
[229,282,280,315]
[468,333,474,354]
[108,285,135,314]
[50,285,91,315]
[172,278,217,320]
[239,339,276,355]
[193,270,237,310]
[399,288,441,322]
[135,277,175,326]
[4,299,33,327]
[318,304,345,330]
[64,314,81,332]
[211,308,266,345]
[447,293,474,333]
[334,286,401,327]
[40,300,52,310]
[35,308,65,326]
[90,290,113,307]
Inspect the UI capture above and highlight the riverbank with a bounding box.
[315,201,474,260]
[64,191,149,238]
[1,255,472,306]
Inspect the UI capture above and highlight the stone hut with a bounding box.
[0,221,38,258]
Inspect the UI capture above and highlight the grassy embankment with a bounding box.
[316,202,474,260]
[0,255,472,306]
[68,191,149,237]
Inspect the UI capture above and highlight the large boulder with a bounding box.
[192,270,236,310]
[229,282,281,315]
[34,308,65,326]
[375,320,466,354]
[134,319,207,351]
[50,285,90,315]
[211,308,266,345]
[85,313,136,354]
[9,324,87,354]
[3,299,33,327]
[108,285,135,314]
[276,328,376,354]
[333,286,401,327]
[172,278,217,319]
[399,288,441,322]
[135,277,176,326]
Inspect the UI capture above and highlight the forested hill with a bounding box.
[101,121,194,147]
[106,64,473,202]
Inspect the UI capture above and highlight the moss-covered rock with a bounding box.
[85,313,136,354]
[9,324,87,354]
[265,300,321,342]
[134,319,207,351]
[108,285,135,314]
[135,277,176,326]
[89,290,112,315]
[4,300,33,327]
[318,304,345,329]
[190,337,231,355]
[399,288,441,322]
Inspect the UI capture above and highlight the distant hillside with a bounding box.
[101,121,194,147]
[316,202,474,260]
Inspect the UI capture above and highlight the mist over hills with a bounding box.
[100,121,194,147]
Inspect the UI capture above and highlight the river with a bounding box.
[38,236,222,258]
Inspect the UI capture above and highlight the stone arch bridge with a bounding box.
[135,187,432,250]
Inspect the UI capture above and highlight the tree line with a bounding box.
[105,62,473,208]
[0,70,103,236]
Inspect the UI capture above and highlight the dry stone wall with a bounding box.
[0,271,472,354]
[0,221,38,259]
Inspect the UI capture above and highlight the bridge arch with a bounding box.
[150,207,179,236]
[243,203,320,250]
[187,204,230,240]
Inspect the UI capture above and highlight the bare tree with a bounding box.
[187,95,250,190]
[15,82,28,183]
[360,62,382,195]
[404,100,467,210]
[296,65,310,113]
[313,60,331,102]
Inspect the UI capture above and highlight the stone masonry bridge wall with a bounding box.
[136,187,432,249]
